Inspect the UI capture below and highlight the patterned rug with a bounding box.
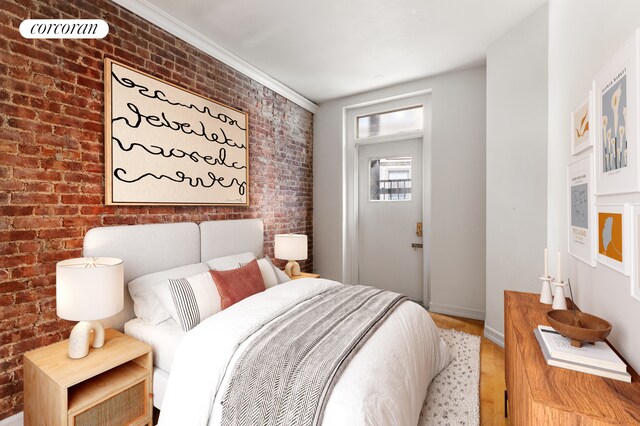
[418,329,481,425]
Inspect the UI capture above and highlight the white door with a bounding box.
[357,138,423,301]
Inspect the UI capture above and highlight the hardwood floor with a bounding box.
[429,312,509,426]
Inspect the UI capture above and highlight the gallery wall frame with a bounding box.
[567,154,596,266]
[629,204,640,302]
[593,30,640,195]
[104,58,249,206]
[595,203,630,275]
[570,92,594,156]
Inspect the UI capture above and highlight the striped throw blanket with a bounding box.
[220,285,406,426]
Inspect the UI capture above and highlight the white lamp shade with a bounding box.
[56,257,124,321]
[274,234,308,261]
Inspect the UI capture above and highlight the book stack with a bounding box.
[534,325,631,382]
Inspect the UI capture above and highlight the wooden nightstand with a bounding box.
[24,328,152,426]
[289,272,320,280]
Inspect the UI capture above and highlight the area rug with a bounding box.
[418,328,481,426]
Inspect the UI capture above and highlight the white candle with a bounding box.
[557,251,562,282]
[544,248,548,277]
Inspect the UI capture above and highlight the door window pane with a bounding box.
[357,106,423,138]
[370,157,412,201]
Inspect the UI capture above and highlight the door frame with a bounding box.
[342,90,432,305]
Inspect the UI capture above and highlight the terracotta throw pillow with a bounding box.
[210,259,266,310]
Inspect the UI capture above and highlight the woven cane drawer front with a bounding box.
[72,381,146,426]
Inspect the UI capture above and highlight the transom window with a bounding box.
[357,106,423,139]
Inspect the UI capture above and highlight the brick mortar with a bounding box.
[0,0,314,419]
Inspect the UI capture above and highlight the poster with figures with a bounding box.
[568,155,595,266]
[594,30,640,195]
[104,58,249,205]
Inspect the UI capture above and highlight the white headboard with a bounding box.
[83,219,264,330]
[200,219,264,261]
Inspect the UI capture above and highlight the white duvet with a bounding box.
[158,279,451,426]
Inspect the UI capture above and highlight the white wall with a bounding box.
[548,0,640,372]
[485,5,549,345]
[314,66,487,319]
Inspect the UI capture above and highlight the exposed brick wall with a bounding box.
[0,0,313,419]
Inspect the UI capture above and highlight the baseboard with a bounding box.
[0,412,23,426]
[428,303,485,321]
[484,325,505,348]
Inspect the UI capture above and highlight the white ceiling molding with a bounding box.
[111,0,318,113]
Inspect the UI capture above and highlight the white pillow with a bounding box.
[128,263,209,325]
[257,258,278,288]
[274,265,291,283]
[152,272,221,332]
[205,252,256,271]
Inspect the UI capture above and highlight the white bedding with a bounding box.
[152,367,170,409]
[124,317,185,373]
[159,279,451,426]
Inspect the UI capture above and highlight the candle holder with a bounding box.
[539,275,554,304]
[552,280,568,310]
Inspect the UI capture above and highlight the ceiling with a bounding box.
[135,0,547,104]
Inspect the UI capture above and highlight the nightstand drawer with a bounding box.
[72,379,147,426]
[68,359,150,425]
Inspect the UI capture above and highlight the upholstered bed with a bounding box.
[83,219,450,425]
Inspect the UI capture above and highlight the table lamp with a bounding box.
[56,257,124,359]
[274,234,308,277]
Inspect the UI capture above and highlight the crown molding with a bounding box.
[111,0,318,113]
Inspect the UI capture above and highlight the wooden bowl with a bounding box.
[546,310,612,348]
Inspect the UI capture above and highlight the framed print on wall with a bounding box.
[104,58,249,206]
[629,204,640,302]
[567,154,596,266]
[593,30,640,195]
[570,92,594,155]
[595,204,629,275]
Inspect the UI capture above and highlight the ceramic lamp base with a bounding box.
[68,320,105,359]
[285,260,301,277]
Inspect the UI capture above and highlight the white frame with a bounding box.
[595,204,630,275]
[593,30,640,195]
[628,204,640,301]
[567,154,596,266]
[570,92,594,155]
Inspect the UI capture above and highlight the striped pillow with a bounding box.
[153,272,221,332]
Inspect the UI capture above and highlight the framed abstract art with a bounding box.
[595,204,629,275]
[104,58,249,206]
[570,92,594,156]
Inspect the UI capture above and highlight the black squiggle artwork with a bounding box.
[113,103,245,149]
[114,168,246,196]
[106,60,248,205]
[113,137,246,170]
[112,71,246,131]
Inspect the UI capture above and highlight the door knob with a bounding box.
[416,222,423,237]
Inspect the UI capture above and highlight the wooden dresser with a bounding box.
[504,291,640,425]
